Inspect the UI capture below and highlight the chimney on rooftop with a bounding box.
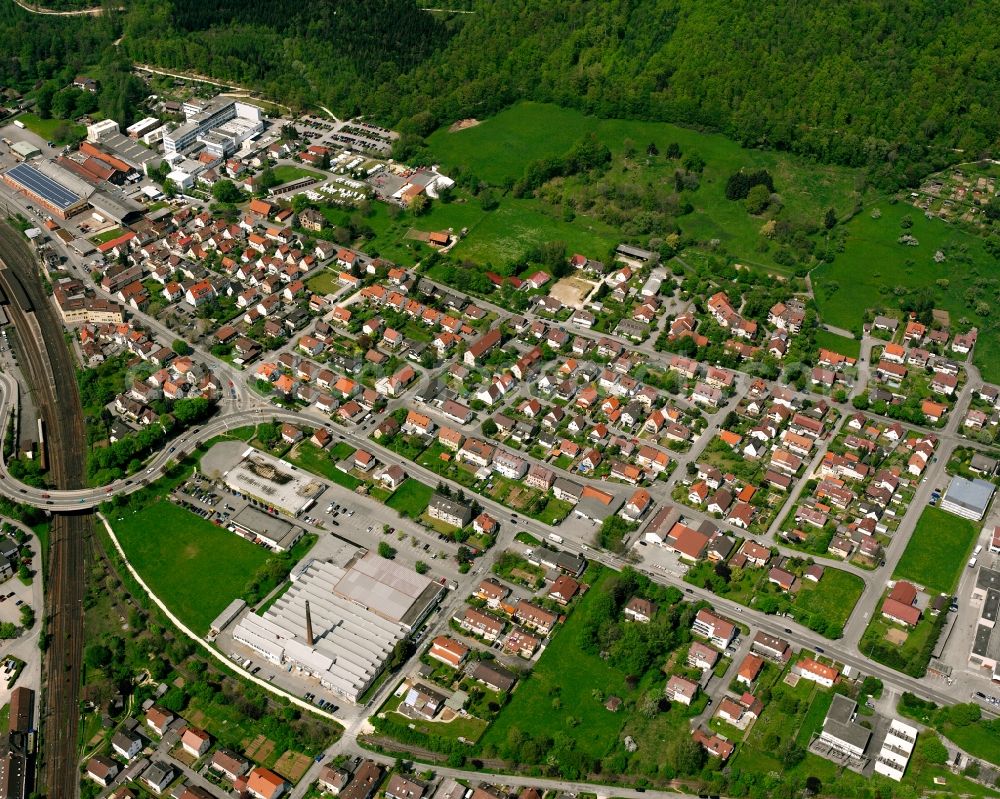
[305,600,314,647]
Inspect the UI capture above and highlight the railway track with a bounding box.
[0,221,89,799]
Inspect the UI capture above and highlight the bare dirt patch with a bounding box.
[885,628,909,646]
[448,118,480,132]
[244,734,275,764]
[273,750,312,783]
[550,275,598,309]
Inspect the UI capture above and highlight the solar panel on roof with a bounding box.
[6,163,81,210]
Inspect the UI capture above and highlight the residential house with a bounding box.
[429,636,469,668]
[666,675,699,705]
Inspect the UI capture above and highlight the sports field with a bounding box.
[112,502,271,634]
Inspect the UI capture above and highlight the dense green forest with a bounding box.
[6,0,1000,185]
[121,0,451,112]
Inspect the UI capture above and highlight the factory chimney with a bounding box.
[305,600,314,647]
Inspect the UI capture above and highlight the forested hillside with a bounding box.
[387,0,1000,187]
[121,0,451,112]
[6,0,1000,185]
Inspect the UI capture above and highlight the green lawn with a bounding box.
[860,593,944,677]
[534,497,575,526]
[271,165,324,184]
[940,721,1000,768]
[287,441,361,490]
[89,227,125,245]
[793,569,864,633]
[380,692,489,742]
[893,507,979,593]
[450,197,619,267]
[428,104,598,185]
[306,270,341,295]
[15,112,85,143]
[385,479,434,517]
[478,566,633,762]
[795,690,833,748]
[814,328,861,359]
[330,442,355,461]
[112,502,271,635]
[733,670,842,783]
[812,200,1000,380]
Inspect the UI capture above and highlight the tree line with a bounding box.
[6,0,1000,188]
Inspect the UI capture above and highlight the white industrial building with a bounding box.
[873,720,918,782]
[222,449,326,517]
[86,119,120,143]
[231,554,443,702]
[163,97,264,157]
[126,117,161,139]
[940,476,995,521]
[209,599,247,637]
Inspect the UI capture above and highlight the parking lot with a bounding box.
[630,537,692,578]
[173,450,465,582]
[0,576,32,628]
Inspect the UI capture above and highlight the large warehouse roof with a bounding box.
[941,476,995,520]
[333,553,444,627]
[232,554,443,701]
[5,162,82,210]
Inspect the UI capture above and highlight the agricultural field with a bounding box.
[892,507,979,594]
[812,200,1000,381]
[111,502,271,634]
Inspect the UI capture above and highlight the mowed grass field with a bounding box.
[812,201,1000,380]
[794,568,865,632]
[271,165,324,184]
[478,565,632,761]
[385,479,434,517]
[112,502,270,634]
[427,102,861,272]
[814,328,861,359]
[892,507,980,594]
[15,112,86,142]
